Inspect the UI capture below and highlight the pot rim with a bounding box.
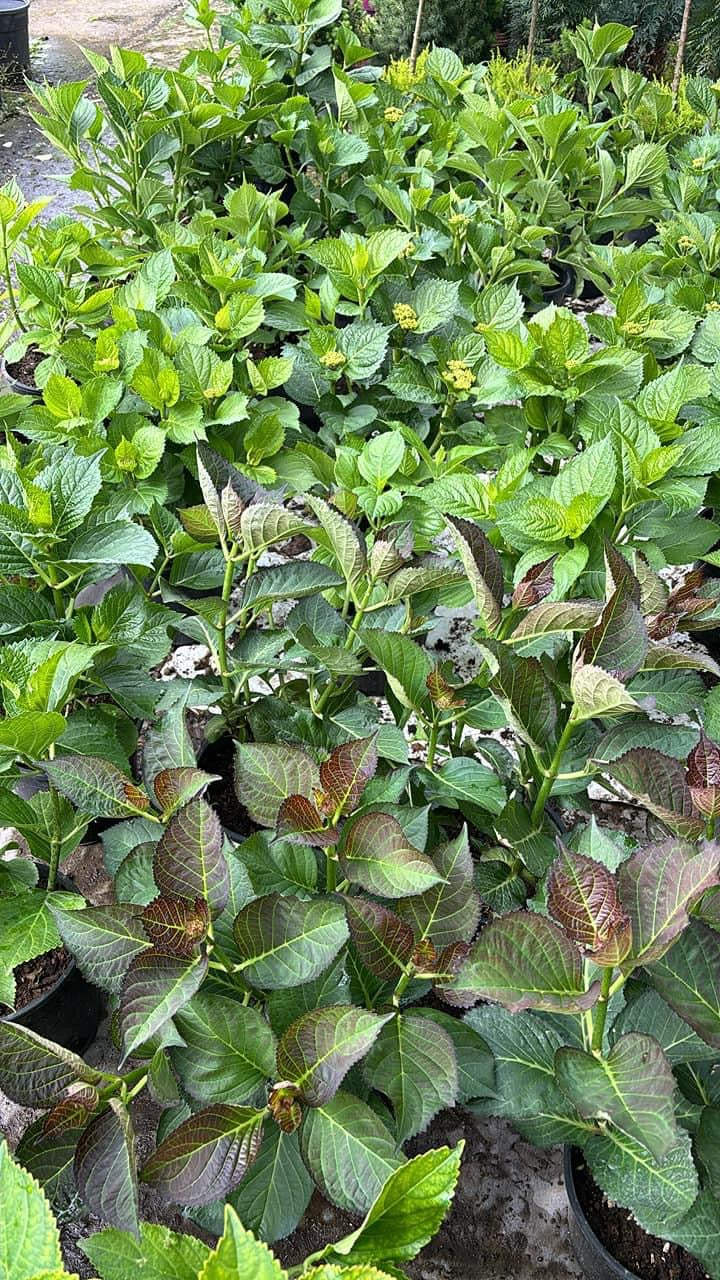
[564,1146,641,1280]
[0,352,39,396]
[2,861,79,1024]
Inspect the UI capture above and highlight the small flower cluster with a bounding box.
[383,106,403,124]
[706,300,720,312]
[442,359,475,391]
[320,349,347,369]
[448,212,471,231]
[393,302,419,331]
[677,235,697,252]
[621,320,646,336]
[398,240,416,258]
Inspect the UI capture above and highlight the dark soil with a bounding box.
[278,533,312,558]
[201,734,259,840]
[4,344,44,388]
[0,946,71,1014]
[573,1154,709,1280]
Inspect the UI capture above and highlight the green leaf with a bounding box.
[318,1144,463,1266]
[82,1223,210,1280]
[241,562,343,610]
[451,912,600,1013]
[663,1191,720,1280]
[0,711,66,758]
[421,757,506,816]
[234,743,318,828]
[141,1105,265,1207]
[446,516,503,633]
[0,1021,102,1107]
[50,904,151,995]
[556,1034,678,1160]
[75,1099,139,1235]
[413,1009,495,1103]
[119,949,207,1062]
[340,811,444,898]
[585,1129,698,1236]
[305,493,366,586]
[233,894,348,990]
[277,1006,392,1105]
[339,321,389,379]
[361,630,432,711]
[477,641,557,751]
[227,1126,313,1245]
[67,521,159,568]
[0,890,82,1003]
[611,989,717,1064]
[42,756,150,819]
[413,278,461,333]
[198,1206,285,1280]
[36,448,102,536]
[648,922,720,1048]
[154,799,228,917]
[619,838,719,965]
[398,827,481,948]
[172,994,276,1104]
[508,600,601,643]
[363,1013,458,1142]
[0,1138,64,1280]
[300,1091,404,1215]
[571,664,639,721]
[623,141,668,189]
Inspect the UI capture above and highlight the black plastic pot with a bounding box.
[1,352,38,396]
[0,0,30,77]
[622,225,655,248]
[199,735,257,845]
[4,865,104,1055]
[564,1148,640,1280]
[541,262,576,306]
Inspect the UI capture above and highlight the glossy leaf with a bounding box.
[447,516,503,632]
[319,734,378,815]
[579,585,647,680]
[228,1126,313,1245]
[141,897,210,956]
[42,756,150,818]
[361,630,433,710]
[141,1105,265,1207]
[606,749,704,839]
[153,767,220,819]
[74,1099,139,1235]
[153,799,228,917]
[234,743,318,828]
[50,904,151,994]
[344,897,414,981]
[172,994,276,1104]
[306,493,366,585]
[277,1006,392,1106]
[585,1129,698,1236]
[649,922,720,1047]
[339,811,444,898]
[317,1144,463,1266]
[451,911,600,1013]
[233,894,348,989]
[0,1022,102,1107]
[478,640,557,750]
[119,949,208,1062]
[197,1206,286,1279]
[556,1034,678,1159]
[363,1014,458,1142]
[618,838,720,965]
[300,1090,404,1215]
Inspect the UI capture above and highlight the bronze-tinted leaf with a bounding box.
[548,845,631,964]
[43,1085,99,1138]
[119,948,208,1062]
[43,757,150,819]
[579,584,647,681]
[447,911,601,1014]
[687,735,720,819]
[234,742,319,828]
[606,749,704,839]
[75,1099,139,1234]
[276,794,338,846]
[276,1005,392,1106]
[140,1104,264,1206]
[0,1021,102,1107]
[447,515,503,633]
[344,897,415,981]
[619,838,720,966]
[319,734,378,816]
[153,798,228,917]
[153,767,220,818]
[142,897,210,956]
[512,556,556,608]
[604,541,641,607]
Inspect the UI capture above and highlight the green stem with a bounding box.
[591,967,613,1053]
[217,543,238,707]
[530,713,578,828]
[392,969,412,1008]
[707,816,716,839]
[47,785,62,892]
[326,853,337,892]
[426,716,440,770]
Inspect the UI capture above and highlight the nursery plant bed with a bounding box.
[1,865,104,1055]
[565,1148,708,1280]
